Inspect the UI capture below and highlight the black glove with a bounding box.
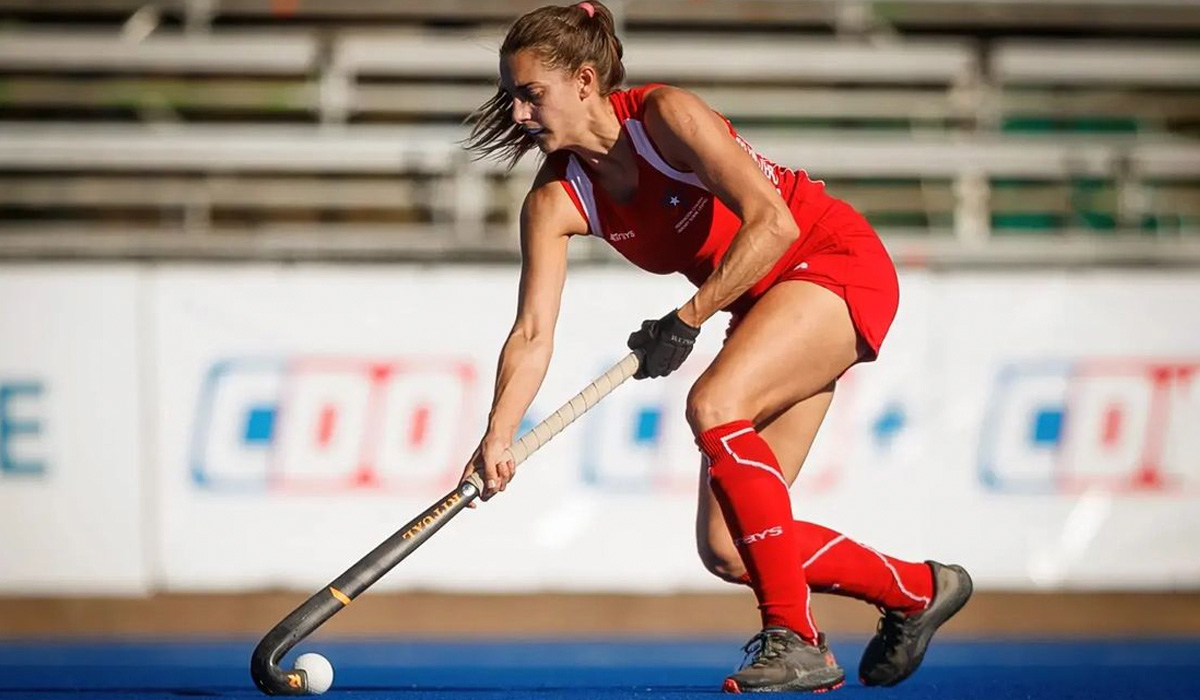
[627,309,701,379]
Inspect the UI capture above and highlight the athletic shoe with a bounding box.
[858,560,973,687]
[723,627,845,693]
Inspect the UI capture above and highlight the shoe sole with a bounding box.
[723,676,846,694]
[861,562,974,687]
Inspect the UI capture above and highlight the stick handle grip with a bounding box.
[464,351,641,490]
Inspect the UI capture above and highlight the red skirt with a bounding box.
[726,200,900,362]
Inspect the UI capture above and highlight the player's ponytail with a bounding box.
[464,1,625,169]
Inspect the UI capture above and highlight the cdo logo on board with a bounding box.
[189,357,477,495]
[979,358,1199,494]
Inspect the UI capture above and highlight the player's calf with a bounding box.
[697,534,750,585]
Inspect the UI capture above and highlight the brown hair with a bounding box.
[463,2,625,169]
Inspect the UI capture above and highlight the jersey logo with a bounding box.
[734,134,784,186]
[664,193,682,208]
[674,197,708,233]
[609,229,636,242]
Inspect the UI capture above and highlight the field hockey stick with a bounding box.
[251,350,643,696]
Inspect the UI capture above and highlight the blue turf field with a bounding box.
[3,638,1198,699]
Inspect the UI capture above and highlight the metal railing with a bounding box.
[1,5,1199,265]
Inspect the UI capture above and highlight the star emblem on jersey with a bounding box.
[665,194,681,207]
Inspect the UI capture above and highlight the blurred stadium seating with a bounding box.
[1,0,1198,264]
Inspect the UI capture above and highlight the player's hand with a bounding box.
[459,433,515,505]
[626,308,701,379]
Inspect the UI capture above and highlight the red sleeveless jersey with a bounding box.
[548,84,843,315]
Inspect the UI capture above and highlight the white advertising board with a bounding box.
[150,265,1200,592]
[150,265,709,592]
[0,266,146,594]
[925,274,1200,588]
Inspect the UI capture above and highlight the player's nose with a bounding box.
[510,98,533,124]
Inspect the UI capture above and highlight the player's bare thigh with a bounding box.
[695,385,835,583]
[688,279,861,582]
[686,279,860,434]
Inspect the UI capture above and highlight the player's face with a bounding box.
[500,49,586,153]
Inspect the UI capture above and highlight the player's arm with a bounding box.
[642,86,800,327]
[467,161,588,499]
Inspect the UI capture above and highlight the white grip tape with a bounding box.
[505,351,642,467]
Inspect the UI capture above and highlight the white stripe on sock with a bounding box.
[803,585,817,640]
[863,543,931,606]
[802,534,847,569]
[719,427,790,490]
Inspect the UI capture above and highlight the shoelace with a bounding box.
[877,610,913,649]
[739,631,790,669]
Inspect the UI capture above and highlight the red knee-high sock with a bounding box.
[699,419,818,643]
[736,523,935,614]
[794,521,933,614]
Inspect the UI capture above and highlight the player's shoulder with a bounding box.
[639,84,712,125]
[639,83,689,104]
[609,82,700,120]
[526,155,588,234]
[530,153,573,199]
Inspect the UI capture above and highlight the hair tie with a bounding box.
[576,2,595,18]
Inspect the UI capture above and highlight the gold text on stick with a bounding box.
[329,587,351,605]
[401,493,462,540]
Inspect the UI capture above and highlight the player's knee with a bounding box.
[686,378,748,434]
[697,537,748,584]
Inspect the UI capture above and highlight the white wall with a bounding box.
[0,267,146,594]
[2,264,1198,593]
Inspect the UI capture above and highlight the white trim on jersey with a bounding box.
[565,155,603,238]
[623,119,707,190]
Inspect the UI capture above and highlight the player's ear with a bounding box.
[576,64,597,100]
